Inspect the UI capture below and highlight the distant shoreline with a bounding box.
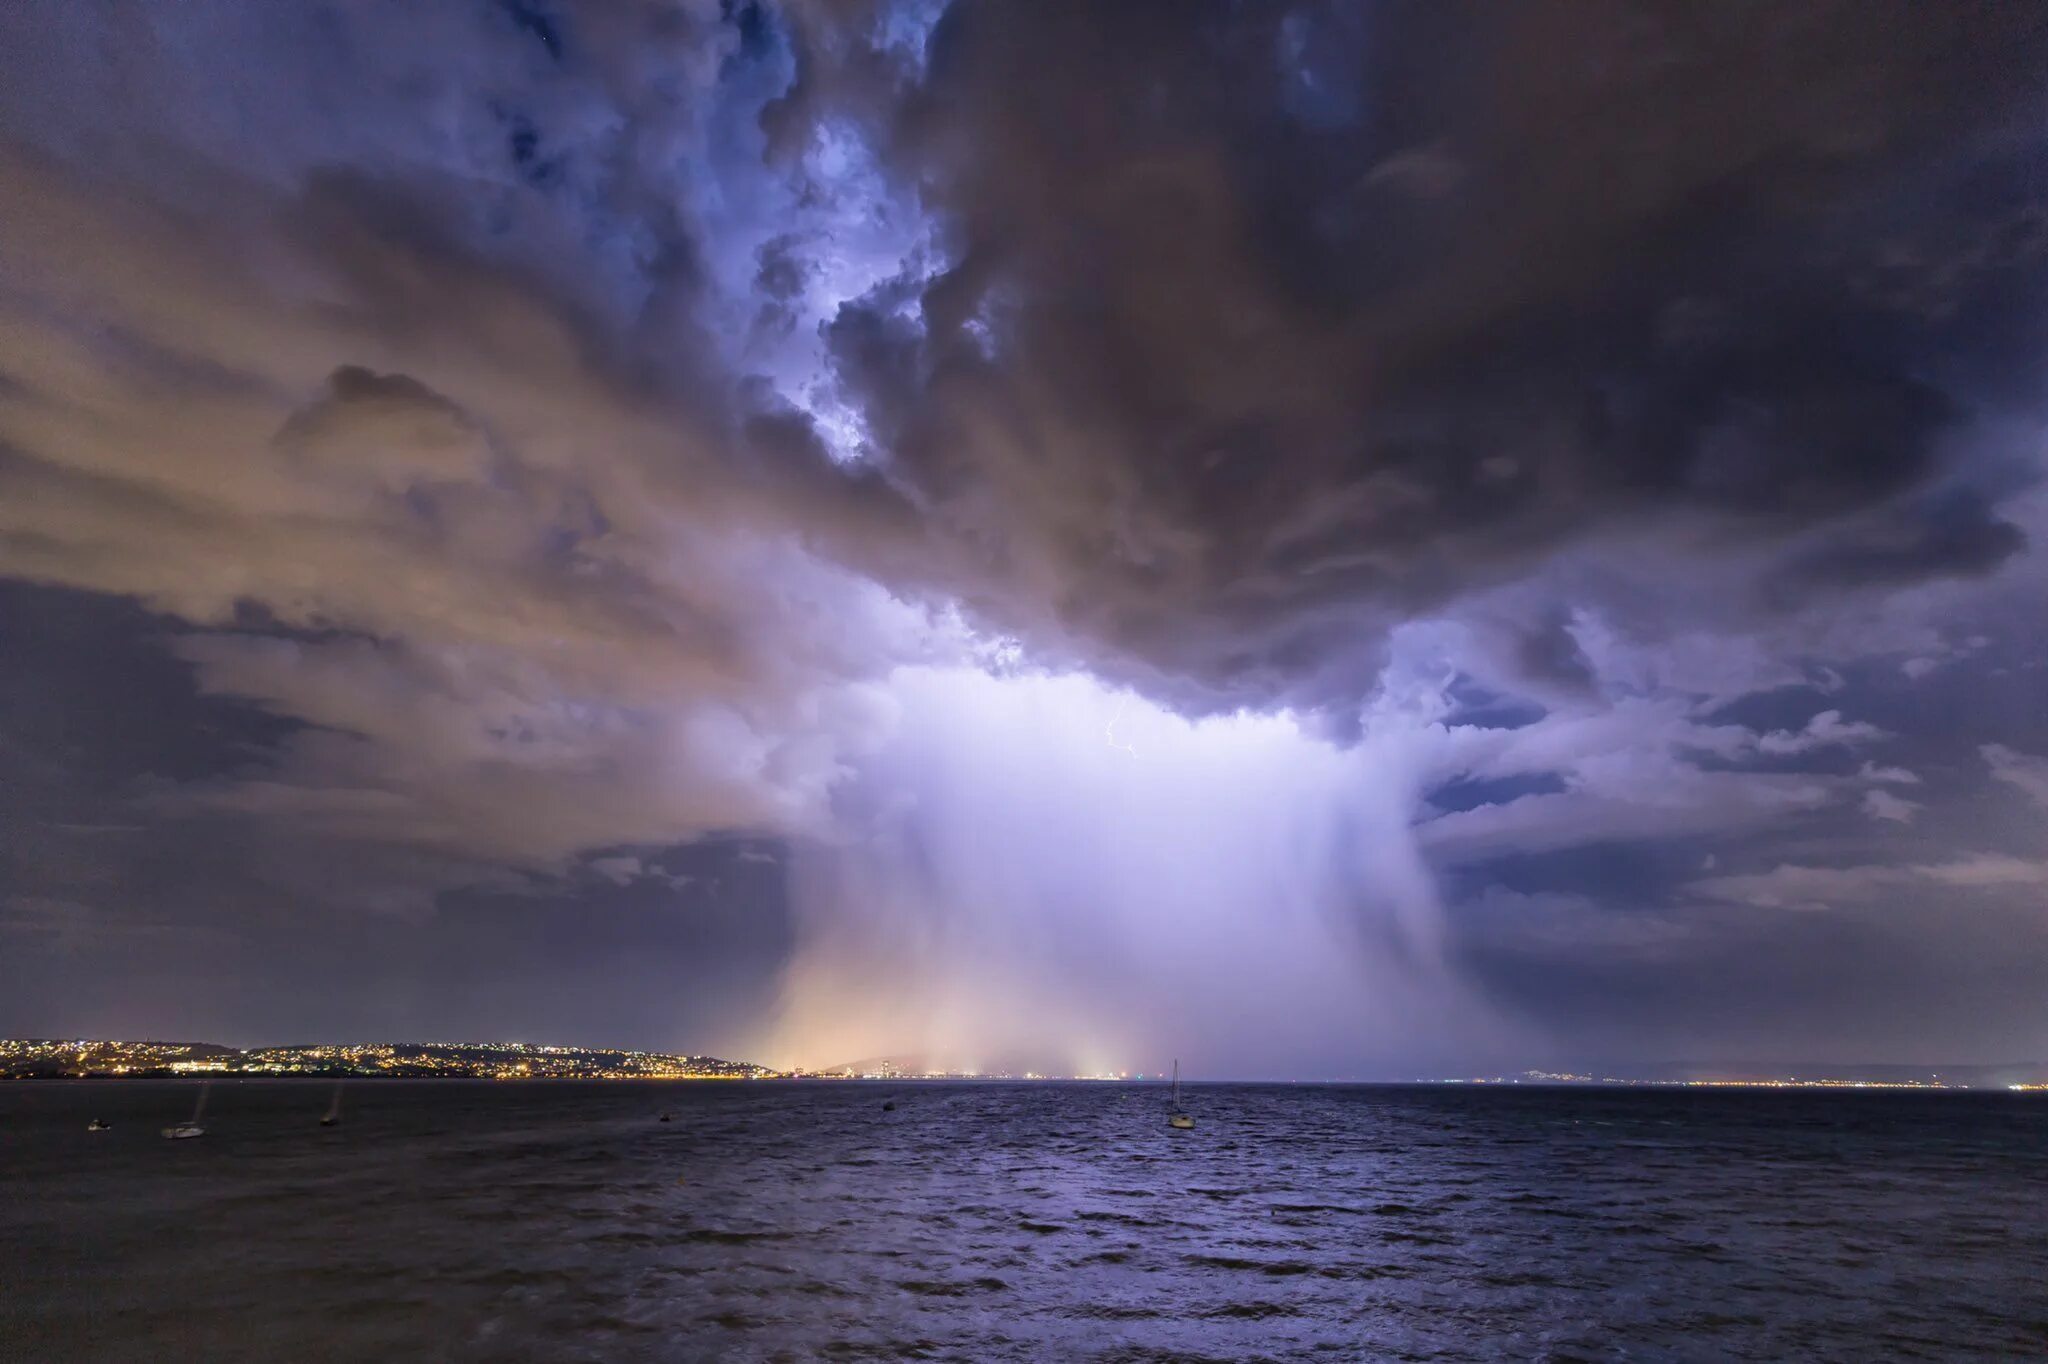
[4,1073,2041,1093]
[5,1040,2042,1090]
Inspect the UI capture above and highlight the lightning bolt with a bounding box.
[1105,695,1138,757]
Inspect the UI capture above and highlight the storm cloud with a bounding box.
[1,1,2045,1072]
[809,0,2048,712]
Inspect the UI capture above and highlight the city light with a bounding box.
[0,1039,774,1081]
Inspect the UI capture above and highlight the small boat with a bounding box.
[162,1082,208,1140]
[319,1082,343,1127]
[87,1118,111,1132]
[1167,1060,1195,1130]
[658,1112,673,1123]
[882,1100,897,1112]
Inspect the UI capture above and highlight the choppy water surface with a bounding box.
[2,1081,2043,1361]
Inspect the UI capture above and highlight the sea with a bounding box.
[1,1080,2042,1362]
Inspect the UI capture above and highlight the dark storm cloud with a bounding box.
[806,0,2048,714]
[13,0,2039,727]
[0,0,930,1012]
[1775,489,2030,596]
[749,232,816,340]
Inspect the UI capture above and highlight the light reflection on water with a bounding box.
[2,1080,2043,1361]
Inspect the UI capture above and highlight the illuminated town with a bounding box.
[0,1038,775,1081]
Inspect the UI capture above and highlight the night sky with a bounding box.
[2,2,2046,1076]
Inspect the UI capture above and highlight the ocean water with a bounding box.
[1,1080,2042,1362]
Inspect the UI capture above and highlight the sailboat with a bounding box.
[1167,1059,1195,1129]
[319,1082,343,1127]
[162,1082,208,1140]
